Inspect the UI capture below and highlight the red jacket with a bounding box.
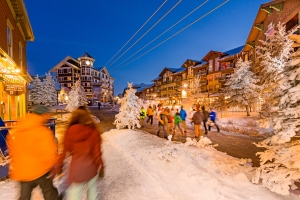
[58,124,102,183]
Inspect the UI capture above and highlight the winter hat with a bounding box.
[31,105,49,115]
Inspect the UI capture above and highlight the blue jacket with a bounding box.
[180,109,187,121]
[210,111,217,121]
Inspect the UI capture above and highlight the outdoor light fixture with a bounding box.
[183,84,187,88]
[0,54,7,61]
[86,60,90,65]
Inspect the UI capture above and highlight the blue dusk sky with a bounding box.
[24,0,267,95]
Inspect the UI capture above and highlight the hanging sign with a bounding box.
[4,83,25,95]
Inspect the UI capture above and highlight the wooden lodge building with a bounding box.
[135,0,300,110]
[0,0,34,120]
[50,52,114,103]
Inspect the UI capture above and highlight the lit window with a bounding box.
[19,42,23,69]
[7,19,13,58]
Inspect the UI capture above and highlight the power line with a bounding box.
[111,0,229,72]
[107,0,182,68]
[104,0,168,67]
[110,0,209,71]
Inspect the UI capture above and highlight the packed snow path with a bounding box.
[0,129,299,199]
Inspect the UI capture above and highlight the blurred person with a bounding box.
[179,105,187,134]
[157,107,167,138]
[192,106,204,139]
[7,105,61,200]
[201,106,210,135]
[140,106,147,128]
[97,101,101,110]
[146,105,154,125]
[173,111,184,136]
[164,107,173,135]
[57,107,103,200]
[208,108,220,132]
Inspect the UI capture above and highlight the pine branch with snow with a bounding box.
[114,83,141,129]
[224,58,261,116]
[41,72,57,106]
[65,80,88,112]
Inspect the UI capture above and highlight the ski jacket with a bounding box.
[180,109,187,121]
[192,111,204,125]
[140,109,147,119]
[210,111,217,121]
[174,114,182,125]
[57,124,102,183]
[202,110,209,121]
[146,107,154,116]
[158,111,167,125]
[7,114,58,181]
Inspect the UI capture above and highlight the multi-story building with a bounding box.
[51,52,114,103]
[242,0,300,73]
[0,0,34,120]
[130,0,300,110]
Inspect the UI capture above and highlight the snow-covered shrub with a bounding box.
[114,83,141,129]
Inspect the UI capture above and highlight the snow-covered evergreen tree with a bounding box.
[30,75,44,105]
[65,80,88,112]
[114,82,141,129]
[41,72,57,106]
[257,22,297,104]
[252,23,300,195]
[224,58,261,116]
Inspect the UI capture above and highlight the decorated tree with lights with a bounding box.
[41,72,57,106]
[66,80,88,112]
[182,75,209,111]
[114,82,141,129]
[252,23,300,195]
[224,58,261,116]
[30,75,44,105]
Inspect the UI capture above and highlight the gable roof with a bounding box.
[201,50,225,61]
[181,59,203,68]
[159,67,185,77]
[50,56,80,72]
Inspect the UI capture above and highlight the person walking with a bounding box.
[7,105,61,200]
[164,107,173,135]
[201,106,210,135]
[57,106,103,200]
[179,105,187,134]
[208,107,220,132]
[97,101,101,110]
[140,106,147,128]
[192,106,204,139]
[146,105,154,125]
[157,108,167,138]
[173,112,184,136]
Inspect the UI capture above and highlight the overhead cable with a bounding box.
[111,0,229,72]
[108,0,182,68]
[110,0,209,71]
[104,0,168,67]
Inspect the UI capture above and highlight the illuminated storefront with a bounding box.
[0,55,29,121]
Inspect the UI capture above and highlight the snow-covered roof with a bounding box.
[219,46,244,61]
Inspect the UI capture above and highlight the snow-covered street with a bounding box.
[2,128,298,200]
